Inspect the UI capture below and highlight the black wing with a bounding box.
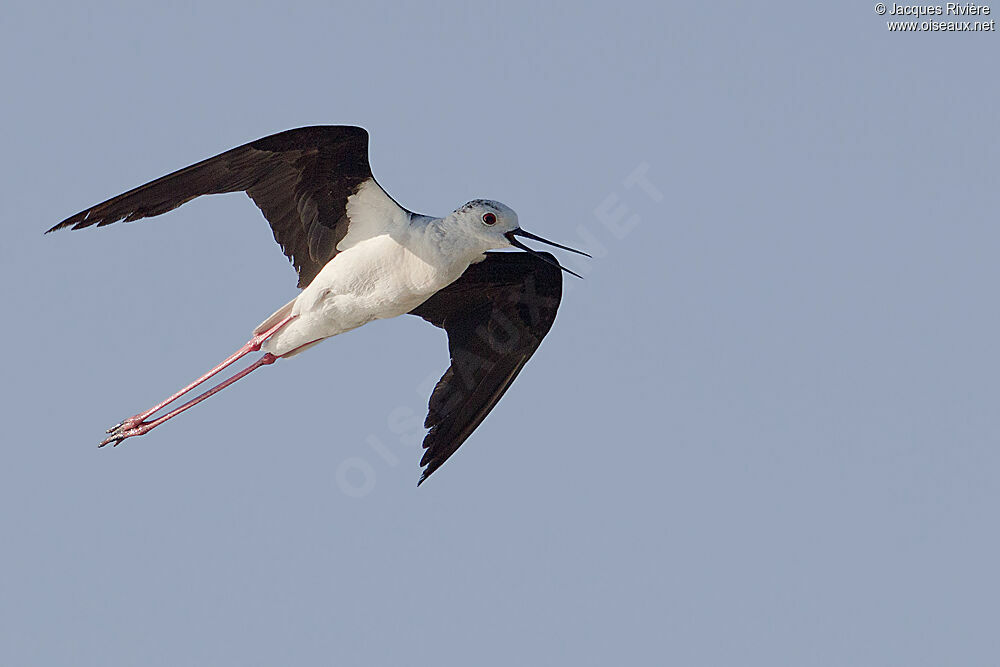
[47,126,395,288]
[409,252,563,485]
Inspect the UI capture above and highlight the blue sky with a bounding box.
[2,2,998,665]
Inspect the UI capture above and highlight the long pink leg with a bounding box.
[102,313,297,439]
[100,352,280,447]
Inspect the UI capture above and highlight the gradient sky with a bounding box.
[2,2,998,665]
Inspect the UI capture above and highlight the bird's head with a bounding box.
[454,199,520,245]
[453,199,591,277]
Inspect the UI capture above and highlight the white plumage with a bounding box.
[259,182,521,357]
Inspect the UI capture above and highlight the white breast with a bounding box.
[259,185,470,357]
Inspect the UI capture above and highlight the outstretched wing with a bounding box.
[408,252,564,485]
[48,126,403,288]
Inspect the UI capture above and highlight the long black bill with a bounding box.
[505,229,591,279]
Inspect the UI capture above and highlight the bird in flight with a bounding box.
[48,126,589,484]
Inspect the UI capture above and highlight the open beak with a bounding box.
[505,229,591,278]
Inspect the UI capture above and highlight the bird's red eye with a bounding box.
[482,212,497,225]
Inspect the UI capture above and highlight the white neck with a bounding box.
[411,214,490,274]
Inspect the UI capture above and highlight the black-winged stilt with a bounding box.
[48,126,589,484]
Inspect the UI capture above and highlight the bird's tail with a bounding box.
[253,297,296,337]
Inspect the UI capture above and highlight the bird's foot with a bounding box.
[99,419,154,447]
[105,415,143,435]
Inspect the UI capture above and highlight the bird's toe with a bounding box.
[99,424,147,447]
[105,415,143,436]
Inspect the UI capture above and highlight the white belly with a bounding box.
[260,235,465,357]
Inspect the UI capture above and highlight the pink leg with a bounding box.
[102,313,296,442]
[100,352,279,447]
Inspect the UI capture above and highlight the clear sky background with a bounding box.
[2,2,998,665]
